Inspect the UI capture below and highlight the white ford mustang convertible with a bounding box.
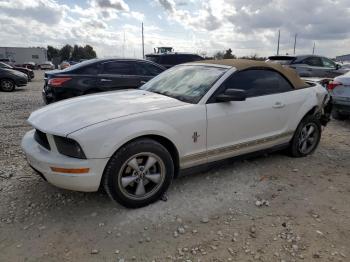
[22,59,331,208]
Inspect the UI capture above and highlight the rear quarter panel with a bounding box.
[288,84,328,130]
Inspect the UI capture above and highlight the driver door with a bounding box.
[206,69,301,163]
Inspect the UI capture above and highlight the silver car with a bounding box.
[267,55,348,78]
[327,72,350,120]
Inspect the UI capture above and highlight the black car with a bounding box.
[266,55,346,78]
[43,58,166,104]
[0,67,28,92]
[0,62,34,80]
[145,53,204,68]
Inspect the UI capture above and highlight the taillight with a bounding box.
[48,77,71,87]
[327,80,342,91]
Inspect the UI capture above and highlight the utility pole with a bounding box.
[123,30,126,58]
[293,34,297,55]
[312,42,316,54]
[142,22,145,59]
[277,29,280,55]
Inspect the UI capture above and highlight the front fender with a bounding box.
[69,118,182,159]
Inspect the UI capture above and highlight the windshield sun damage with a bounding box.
[141,65,228,103]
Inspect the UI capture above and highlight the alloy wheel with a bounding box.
[298,123,319,154]
[117,152,166,200]
[1,80,14,91]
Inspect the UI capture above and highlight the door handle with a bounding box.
[273,102,285,109]
[140,80,147,85]
[101,78,112,82]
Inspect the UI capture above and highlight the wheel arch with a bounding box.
[0,78,16,84]
[107,134,180,177]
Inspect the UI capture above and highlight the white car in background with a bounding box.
[327,71,350,120]
[39,61,55,70]
[22,60,331,208]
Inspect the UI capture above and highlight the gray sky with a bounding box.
[0,0,349,58]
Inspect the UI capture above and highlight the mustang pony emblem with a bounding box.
[192,132,200,143]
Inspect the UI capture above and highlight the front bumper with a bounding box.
[21,130,109,192]
[15,77,28,87]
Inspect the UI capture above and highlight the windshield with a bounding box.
[141,65,227,104]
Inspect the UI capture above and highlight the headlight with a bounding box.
[53,136,86,159]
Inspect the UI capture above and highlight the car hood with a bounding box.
[3,68,27,78]
[28,90,187,136]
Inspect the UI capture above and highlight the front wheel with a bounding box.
[103,139,174,208]
[288,115,321,157]
[0,79,15,92]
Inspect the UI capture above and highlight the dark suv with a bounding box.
[145,53,204,68]
[267,55,346,78]
[43,58,166,104]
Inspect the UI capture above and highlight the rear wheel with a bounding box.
[0,79,15,92]
[332,110,348,120]
[288,115,321,157]
[103,139,174,208]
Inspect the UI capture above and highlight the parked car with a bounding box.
[59,61,70,70]
[42,58,166,104]
[327,71,350,120]
[301,77,332,89]
[0,62,34,81]
[39,61,55,70]
[267,55,346,78]
[146,52,204,68]
[23,62,37,70]
[22,59,331,208]
[0,67,28,92]
[0,58,15,66]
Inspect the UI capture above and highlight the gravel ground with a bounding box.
[0,71,349,262]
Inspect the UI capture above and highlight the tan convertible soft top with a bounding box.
[196,59,307,89]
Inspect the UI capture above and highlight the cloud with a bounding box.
[0,0,350,58]
[0,0,67,25]
[90,0,129,11]
[156,0,222,31]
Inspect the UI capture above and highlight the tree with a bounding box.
[83,45,97,59]
[239,54,266,61]
[213,51,225,60]
[47,45,59,61]
[223,48,236,59]
[59,44,73,61]
[70,44,96,61]
[71,45,85,61]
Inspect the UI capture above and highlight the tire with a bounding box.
[332,110,348,121]
[103,139,174,208]
[288,115,321,157]
[0,79,15,92]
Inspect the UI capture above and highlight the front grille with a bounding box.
[34,129,51,150]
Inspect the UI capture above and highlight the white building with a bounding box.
[0,47,47,65]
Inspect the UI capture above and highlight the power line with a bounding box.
[277,29,280,55]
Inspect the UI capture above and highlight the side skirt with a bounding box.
[178,142,290,177]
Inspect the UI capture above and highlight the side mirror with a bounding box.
[336,64,341,70]
[216,89,247,102]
